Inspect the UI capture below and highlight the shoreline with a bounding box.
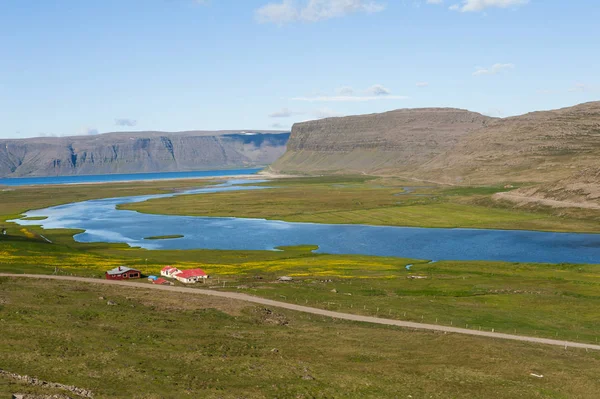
[0,171,296,188]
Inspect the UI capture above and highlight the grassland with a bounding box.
[3,278,600,399]
[2,176,600,397]
[121,176,600,233]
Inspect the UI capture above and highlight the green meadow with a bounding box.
[3,277,600,399]
[2,176,600,397]
[122,176,600,233]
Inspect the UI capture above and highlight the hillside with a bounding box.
[0,131,289,177]
[494,167,600,210]
[417,102,600,184]
[269,108,494,175]
[271,102,600,193]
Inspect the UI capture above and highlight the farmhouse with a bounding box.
[161,266,181,278]
[105,266,141,280]
[174,268,208,284]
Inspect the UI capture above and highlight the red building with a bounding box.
[105,266,141,280]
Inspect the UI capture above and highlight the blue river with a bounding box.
[0,168,262,186]
[11,179,600,264]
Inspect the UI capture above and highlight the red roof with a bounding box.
[175,268,207,279]
[161,266,175,272]
[153,278,169,285]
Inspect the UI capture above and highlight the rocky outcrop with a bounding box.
[1,369,93,398]
[269,108,493,175]
[0,131,289,177]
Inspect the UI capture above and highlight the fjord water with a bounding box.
[0,168,262,186]
[14,180,600,264]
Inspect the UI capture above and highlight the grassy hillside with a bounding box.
[3,278,600,398]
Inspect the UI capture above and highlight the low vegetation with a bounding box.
[144,235,185,240]
[3,278,600,399]
[2,176,600,397]
[121,176,600,233]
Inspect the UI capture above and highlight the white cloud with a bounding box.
[452,0,528,12]
[292,94,408,102]
[365,84,391,96]
[256,0,385,25]
[569,83,589,92]
[426,0,444,4]
[484,108,505,117]
[270,123,290,129]
[416,82,429,87]
[84,128,100,136]
[336,86,355,96]
[313,108,344,119]
[473,63,515,76]
[293,84,408,102]
[115,118,137,127]
[269,108,304,118]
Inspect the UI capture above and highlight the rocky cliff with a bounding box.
[0,131,290,177]
[271,102,600,186]
[269,108,494,175]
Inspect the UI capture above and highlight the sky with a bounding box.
[1,0,599,139]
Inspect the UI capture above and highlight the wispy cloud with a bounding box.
[416,82,430,88]
[293,84,408,102]
[473,63,515,76]
[85,128,100,136]
[269,108,304,118]
[313,108,344,118]
[115,118,137,127]
[569,83,590,92]
[426,0,444,4]
[256,0,385,25]
[451,0,529,12]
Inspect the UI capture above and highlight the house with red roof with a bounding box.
[173,268,209,284]
[153,278,172,286]
[105,266,141,280]
[160,266,181,278]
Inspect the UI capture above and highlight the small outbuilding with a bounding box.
[105,266,141,280]
[153,278,172,285]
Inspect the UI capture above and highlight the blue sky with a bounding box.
[1,0,598,138]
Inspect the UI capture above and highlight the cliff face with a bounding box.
[0,131,289,177]
[271,102,600,187]
[269,108,494,175]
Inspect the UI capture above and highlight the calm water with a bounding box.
[12,179,600,264]
[0,168,262,186]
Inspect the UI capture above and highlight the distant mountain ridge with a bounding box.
[0,131,290,178]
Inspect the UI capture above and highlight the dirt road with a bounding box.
[3,273,600,351]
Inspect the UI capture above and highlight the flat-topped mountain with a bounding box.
[271,102,600,184]
[270,108,494,175]
[0,131,290,177]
